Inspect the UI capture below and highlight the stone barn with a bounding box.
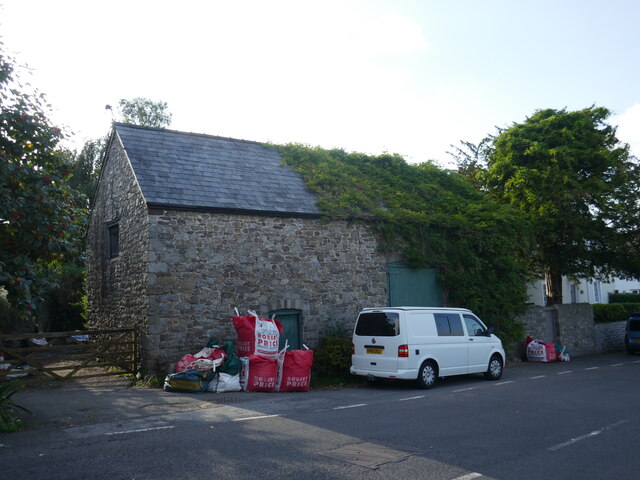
[87,123,441,372]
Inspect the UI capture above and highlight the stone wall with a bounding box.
[86,137,149,336]
[143,210,393,372]
[517,304,596,358]
[595,321,625,353]
[516,305,548,342]
[555,304,596,356]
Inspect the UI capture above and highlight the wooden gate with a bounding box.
[0,328,138,380]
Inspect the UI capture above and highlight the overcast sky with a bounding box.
[2,0,639,166]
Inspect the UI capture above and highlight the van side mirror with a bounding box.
[486,327,494,337]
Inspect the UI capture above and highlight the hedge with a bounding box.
[608,293,640,303]
[593,303,640,323]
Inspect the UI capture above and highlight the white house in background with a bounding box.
[528,276,640,306]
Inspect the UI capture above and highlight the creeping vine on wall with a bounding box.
[275,143,535,344]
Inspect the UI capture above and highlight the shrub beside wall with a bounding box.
[593,303,640,323]
[608,293,640,304]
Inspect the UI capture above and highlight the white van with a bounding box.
[350,307,505,388]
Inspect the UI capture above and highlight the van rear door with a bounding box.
[352,311,401,373]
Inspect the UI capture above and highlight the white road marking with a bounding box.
[548,420,628,451]
[399,395,425,401]
[452,473,483,480]
[333,404,366,410]
[233,414,282,421]
[585,367,599,370]
[453,388,474,393]
[557,371,572,375]
[530,375,546,379]
[495,380,514,386]
[610,363,623,367]
[105,425,175,436]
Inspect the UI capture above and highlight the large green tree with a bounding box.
[483,107,640,305]
[118,97,172,128]
[68,135,107,209]
[0,49,86,320]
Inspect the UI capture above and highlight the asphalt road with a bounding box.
[2,353,639,479]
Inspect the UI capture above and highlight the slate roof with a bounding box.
[113,123,321,217]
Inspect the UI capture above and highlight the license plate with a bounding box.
[632,339,640,343]
[366,348,383,355]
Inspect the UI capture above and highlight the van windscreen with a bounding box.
[355,312,400,337]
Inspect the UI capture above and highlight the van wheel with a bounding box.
[418,361,437,389]
[484,354,503,380]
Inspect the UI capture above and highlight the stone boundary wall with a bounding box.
[517,304,596,358]
[555,304,596,356]
[595,321,625,353]
[515,305,548,342]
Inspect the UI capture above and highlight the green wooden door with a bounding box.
[270,309,302,350]
[388,262,442,307]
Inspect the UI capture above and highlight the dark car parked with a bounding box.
[624,313,640,354]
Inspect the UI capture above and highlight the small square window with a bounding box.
[107,223,119,258]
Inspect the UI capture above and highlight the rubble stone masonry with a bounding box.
[143,211,390,371]
[87,137,149,341]
[517,304,596,359]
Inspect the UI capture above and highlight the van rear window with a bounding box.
[355,312,400,337]
[629,319,640,332]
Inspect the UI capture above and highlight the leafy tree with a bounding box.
[448,135,495,188]
[483,107,640,305]
[68,135,107,208]
[0,48,86,322]
[118,97,172,128]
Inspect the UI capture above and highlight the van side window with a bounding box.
[463,315,486,336]
[434,314,464,336]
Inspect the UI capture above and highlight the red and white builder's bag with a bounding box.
[175,355,197,373]
[242,354,278,392]
[174,347,227,373]
[277,345,313,392]
[526,339,557,362]
[232,309,284,357]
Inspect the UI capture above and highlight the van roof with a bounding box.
[360,306,473,313]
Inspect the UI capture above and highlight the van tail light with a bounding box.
[351,343,355,355]
[398,344,409,357]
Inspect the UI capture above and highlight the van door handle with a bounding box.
[469,338,474,341]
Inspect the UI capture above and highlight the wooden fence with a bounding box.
[0,328,138,380]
